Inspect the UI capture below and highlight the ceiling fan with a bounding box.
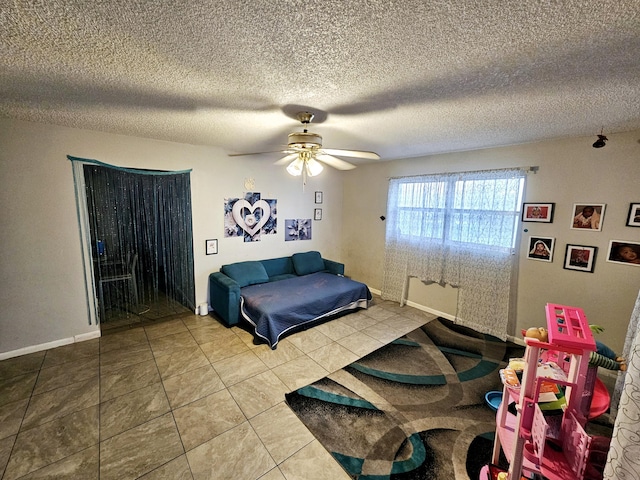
[228,111,380,179]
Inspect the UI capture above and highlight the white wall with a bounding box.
[0,118,343,356]
[342,130,640,353]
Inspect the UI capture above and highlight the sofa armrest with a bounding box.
[323,258,345,276]
[208,272,241,326]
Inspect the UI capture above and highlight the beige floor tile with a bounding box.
[22,376,99,429]
[361,322,405,344]
[186,422,275,480]
[306,343,360,373]
[148,331,199,357]
[389,315,430,335]
[42,339,99,368]
[0,372,38,407]
[250,403,314,464]
[100,383,170,440]
[314,320,358,341]
[361,305,397,321]
[162,365,225,409]
[182,314,222,330]
[34,356,99,395]
[138,454,193,479]
[99,327,148,354]
[154,345,210,380]
[144,318,189,339]
[189,323,235,345]
[0,398,29,439]
[339,311,380,331]
[4,405,99,480]
[253,340,305,369]
[173,389,246,451]
[277,440,351,480]
[271,356,329,392]
[234,326,263,349]
[199,334,249,363]
[0,435,16,478]
[286,328,333,354]
[336,331,384,358]
[99,413,183,480]
[229,371,290,418]
[258,468,287,480]
[213,350,269,386]
[100,342,155,374]
[0,352,45,381]
[16,445,99,480]
[100,359,161,402]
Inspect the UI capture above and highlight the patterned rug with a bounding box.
[285,318,524,480]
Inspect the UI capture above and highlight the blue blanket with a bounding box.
[240,272,371,349]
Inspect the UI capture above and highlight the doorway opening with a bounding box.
[70,156,195,332]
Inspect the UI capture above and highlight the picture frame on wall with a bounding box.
[606,240,640,266]
[626,203,640,227]
[563,244,597,272]
[205,239,218,255]
[527,236,555,262]
[570,203,605,231]
[522,203,554,223]
[315,191,323,204]
[314,208,322,221]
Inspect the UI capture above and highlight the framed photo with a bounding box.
[563,244,597,272]
[314,208,322,221]
[570,203,605,231]
[606,240,640,266]
[315,191,323,204]
[522,203,554,223]
[626,203,640,227]
[205,239,218,255]
[527,236,555,262]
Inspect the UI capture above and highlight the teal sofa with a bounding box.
[208,251,345,327]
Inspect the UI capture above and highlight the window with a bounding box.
[394,173,525,250]
[382,168,528,340]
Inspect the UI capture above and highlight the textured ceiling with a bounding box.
[1,0,639,163]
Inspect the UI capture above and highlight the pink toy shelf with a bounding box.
[489,303,609,480]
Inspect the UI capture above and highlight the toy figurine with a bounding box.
[524,326,626,371]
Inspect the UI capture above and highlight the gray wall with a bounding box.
[341,130,640,353]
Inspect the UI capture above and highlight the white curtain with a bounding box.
[604,289,640,479]
[381,168,526,340]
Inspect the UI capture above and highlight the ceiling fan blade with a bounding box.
[228,149,290,157]
[316,154,356,171]
[273,153,299,166]
[321,148,380,160]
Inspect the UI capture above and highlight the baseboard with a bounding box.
[404,299,457,322]
[0,330,102,361]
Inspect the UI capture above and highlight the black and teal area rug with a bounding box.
[285,318,524,480]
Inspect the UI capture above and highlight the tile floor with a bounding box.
[0,297,435,480]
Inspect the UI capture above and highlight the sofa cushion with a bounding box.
[292,251,325,276]
[221,261,269,288]
[261,257,294,278]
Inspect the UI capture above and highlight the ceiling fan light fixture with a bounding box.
[306,157,324,176]
[286,157,304,176]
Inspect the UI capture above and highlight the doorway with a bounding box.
[70,156,195,331]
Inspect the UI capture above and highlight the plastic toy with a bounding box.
[489,304,612,480]
[524,325,626,371]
